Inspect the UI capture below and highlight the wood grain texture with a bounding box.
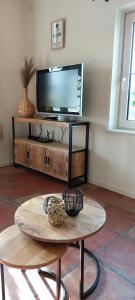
[71,151,85,178]
[15,140,31,166]
[15,139,85,181]
[15,138,83,152]
[14,116,69,128]
[15,194,106,243]
[0,225,67,270]
[42,148,68,180]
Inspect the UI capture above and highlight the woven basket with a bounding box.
[17,88,35,118]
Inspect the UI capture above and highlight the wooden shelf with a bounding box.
[15,138,83,152]
[12,116,89,186]
[14,116,69,128]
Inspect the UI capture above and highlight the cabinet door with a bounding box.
[15,140,31,167]
[42,149,68,181]
[71,151,85,178]
[30,144,43,172]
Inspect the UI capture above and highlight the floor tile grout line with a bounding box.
[98,259,135,287]
[106,200,135,215]
[105,225,135,239]
[94,234,122,252]
[62,254,91,279]
[121,224,135,238]
[61,250,135,288]
[62,255,135,289]
[62,263,80,279]
[95,224,135,252]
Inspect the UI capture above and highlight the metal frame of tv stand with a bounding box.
[12,117,89,187]
[68,121,89,187]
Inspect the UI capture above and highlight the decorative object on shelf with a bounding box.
[44,196,65,226]
[51,18,65,49]
[62,188,83,217]
[17,57,36,118]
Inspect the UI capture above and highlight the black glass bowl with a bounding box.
[62,188,83,217]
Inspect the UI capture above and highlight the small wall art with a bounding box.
[51,18,65,50]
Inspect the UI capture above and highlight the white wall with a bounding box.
[1,0,135,199]
[26,0,135,198]
[0,0,26,166]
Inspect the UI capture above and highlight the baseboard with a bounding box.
[0,161,13,167]
[90,178,135,199]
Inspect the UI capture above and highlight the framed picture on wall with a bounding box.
[51,18,65,49]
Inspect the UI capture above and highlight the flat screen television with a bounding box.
[36,63,84,119]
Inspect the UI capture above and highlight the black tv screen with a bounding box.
[36,63,83,116]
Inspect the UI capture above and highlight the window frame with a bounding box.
[118,11,135,130]
[109,4,135,132]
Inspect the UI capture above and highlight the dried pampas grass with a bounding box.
[20,57,36,88]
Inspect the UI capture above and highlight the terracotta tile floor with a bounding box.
[0,166,135,300]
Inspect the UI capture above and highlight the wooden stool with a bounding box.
[0,225,68,300]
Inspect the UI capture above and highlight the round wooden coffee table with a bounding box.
[14,193,106,298]
[0,225,68,300]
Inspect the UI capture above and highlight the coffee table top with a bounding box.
[0,225,68,269]
[14,193,106,243]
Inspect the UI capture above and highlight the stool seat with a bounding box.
[0,225,68,300]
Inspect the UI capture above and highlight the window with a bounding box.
[109,7,135,131]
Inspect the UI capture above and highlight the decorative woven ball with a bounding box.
[47,196,65,226]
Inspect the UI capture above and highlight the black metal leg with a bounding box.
[68,122,89,187]
[80,240,84,298]
[56,259,61,300]
[70,241,100,299]
[84,123,89,183]
[68,123,72,186]
[12,116,16,166]
[0,264,5,300]
[38,267,68,300]
[28,123,32,136]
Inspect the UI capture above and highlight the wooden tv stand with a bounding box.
[12,117,89,187]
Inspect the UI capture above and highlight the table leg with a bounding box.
[80,240,84,297]
[56,259,61,300]
[38,267,68,300]
[70,241,100,299]
[0,264,5,300]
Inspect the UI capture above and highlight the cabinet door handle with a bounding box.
[44,156,48,164]
[44,156,51,165]
[27,151,30,158]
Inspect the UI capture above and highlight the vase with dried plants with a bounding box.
[17,57,36,118]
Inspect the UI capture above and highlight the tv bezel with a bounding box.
[36,63,84,118]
